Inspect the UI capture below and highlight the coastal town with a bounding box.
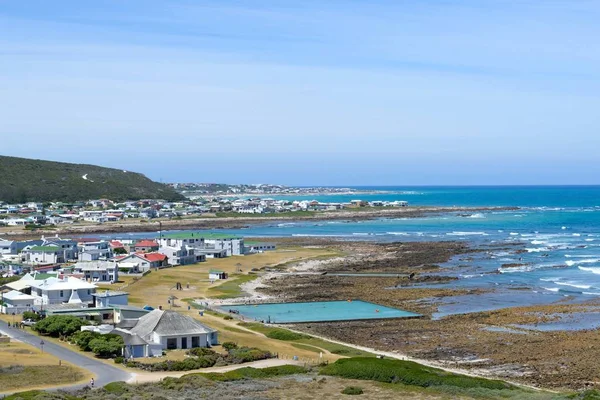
[0,196,408,227]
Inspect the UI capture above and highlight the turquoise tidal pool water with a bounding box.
[224,300,421,323]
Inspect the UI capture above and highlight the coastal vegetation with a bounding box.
[0,155,185,202]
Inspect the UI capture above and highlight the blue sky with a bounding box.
[1,1,600,185]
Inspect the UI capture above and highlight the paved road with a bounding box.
[0,324,132,392]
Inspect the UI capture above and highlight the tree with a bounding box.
[71,330,101,351]
[114,247,128,255]
[33,315,88,338]
[89,334,124,358]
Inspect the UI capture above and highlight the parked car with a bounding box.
[21,319,37,327]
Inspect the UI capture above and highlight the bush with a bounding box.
[89,334,124,358]
[223,315,233,320]
[126,345,273,372]
[71,330,101,351]
[222,342,238,351]
[265,328,307,341]
[114,356,124,364]
[199,365,308,382]
[33,315,89,338]
[227,347,272,364]
[22,311,41,322]
[320,358,512,391]
[342,386,364,395]
[103,381,129,395]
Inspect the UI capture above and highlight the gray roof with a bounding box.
[111,328,148,346]
[131,309,216,338]
[116,318,139,330]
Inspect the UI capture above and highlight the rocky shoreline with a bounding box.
[244,239,600,390]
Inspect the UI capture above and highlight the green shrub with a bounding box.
[71,330,101,351]
[33,315,89,338]
[199,365,308,381]
[187,347,216,357]
[114,356,125,364]
[342,386,364,395]
[22,311,41,322]
[265,328,307,341]
[320,358,512,391]
[222,342,238,351]
[103,381,129,395]
[223,315,233,320]
[88,334,124,358]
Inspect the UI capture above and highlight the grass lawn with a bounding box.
[206,274,259,299]
[0,340,90,393]
[125,247,339,309]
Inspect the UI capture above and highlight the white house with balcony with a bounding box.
[27,277,97,306]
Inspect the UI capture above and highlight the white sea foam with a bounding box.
[468,213,486,219]
[543,287,560,292]
[583,292,600,296]
[578,266,600,275]
[526,247,550,253]
[386,232,410,236]
[446,231,488,236]
[566,258,600,267]
[530,240,546,245]
[573,233,581,237]
[509,232,519,236]
[553,281,592,290]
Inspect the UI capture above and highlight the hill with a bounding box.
[0,155,186,203]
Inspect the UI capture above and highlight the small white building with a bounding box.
[0,239,17,255]
[1,290,35,314]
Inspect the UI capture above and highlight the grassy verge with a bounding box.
[0,365,85,393]
[207,274,259,299]
[239,323,375,357]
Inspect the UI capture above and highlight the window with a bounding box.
[166,338,177,349]
[88,290,91,295]
[60,290,64,297]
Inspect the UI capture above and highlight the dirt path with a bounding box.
[128,358,302,384]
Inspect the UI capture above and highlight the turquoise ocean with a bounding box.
[112,186,600,323]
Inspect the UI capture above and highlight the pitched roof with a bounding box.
[135,240,158,247]
[143,253,167,262]
[27,276,96,291]
[3,290,35,301]
[109,240,124,248]
[131,310,216,338]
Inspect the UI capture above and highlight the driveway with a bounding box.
[0,324,132,392]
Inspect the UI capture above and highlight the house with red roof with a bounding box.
[116,252,167,273]
[134,240,159,253]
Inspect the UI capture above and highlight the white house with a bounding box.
[72,261,119,283]
[129,309,218,352]
[1,290,36,314]
[27,277,97,306]
[159,245,205,266]
[22,245,65,264]
[204,234,244,256]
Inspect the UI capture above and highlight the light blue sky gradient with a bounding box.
[1,1,599,185]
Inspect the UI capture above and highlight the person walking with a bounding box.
[90,378,94,388]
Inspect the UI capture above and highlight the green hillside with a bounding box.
[0,155,186,203]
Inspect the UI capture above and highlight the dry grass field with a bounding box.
[0,339,90,393]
